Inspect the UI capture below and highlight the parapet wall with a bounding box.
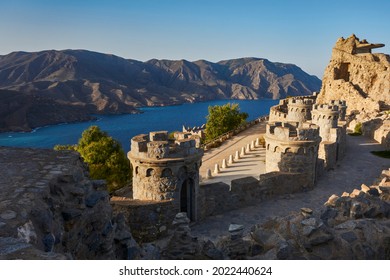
[129,131,202,160]
[269,95,317,123]
[269,100,288,122]
[330,100,347,121]
[266,121,320,142]
[198,172,312,220]
[111,199,175,243]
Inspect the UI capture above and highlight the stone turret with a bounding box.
[330,100,347,121]
[311,104,340,141]
[286,97,315,123]
[128,131,203,221]
[269,99,288,122]
[264,122,321,185]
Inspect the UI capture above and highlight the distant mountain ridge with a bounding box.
[0,49,321,132]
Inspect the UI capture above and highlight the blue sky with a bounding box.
[0,0,389,77]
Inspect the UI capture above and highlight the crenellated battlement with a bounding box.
[330,100,346,107]
[286,96,315,122]
[312,104,339,112]
[266,122,320,143]
[330,100,347,121]
[288,98,315,106]
[128,131,203,220]
[129,131,203,161]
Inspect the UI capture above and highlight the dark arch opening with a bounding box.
[180,178,195,221]
[146,168,154,177]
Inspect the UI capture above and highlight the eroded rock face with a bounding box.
[161,212,223,260]
[317,34,390,114]
[246,169,390,260]
[0,147,140,260]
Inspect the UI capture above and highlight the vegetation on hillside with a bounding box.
[54,126,131,193]
[205,103,248,141]
[348,122,363,136]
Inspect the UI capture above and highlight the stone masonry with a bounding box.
[264,122,321,186]
[265,94,347,187]
[127,131,203,221]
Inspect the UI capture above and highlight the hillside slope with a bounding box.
[0,50,321,131]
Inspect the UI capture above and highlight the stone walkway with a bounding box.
[191,134,390,241]
[199,121,267,184]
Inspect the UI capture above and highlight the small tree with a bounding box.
[205,103,248,141]
[55,126,131,193]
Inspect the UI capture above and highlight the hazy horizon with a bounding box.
[1,0,389,78]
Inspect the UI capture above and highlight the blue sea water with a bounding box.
[0,99,278,152]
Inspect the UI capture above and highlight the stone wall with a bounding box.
[198,173,312,220]
[0,147,139,260]
[318,141,338,170]
[111,199,175,243]
[363,117,390,148]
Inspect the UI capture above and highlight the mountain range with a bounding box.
[0,50,321,132]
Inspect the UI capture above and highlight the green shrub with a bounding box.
[54,126,131,193]
[354,122,362,134]
[205,103,248,141]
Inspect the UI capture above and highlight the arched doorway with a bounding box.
[180,179,195,221]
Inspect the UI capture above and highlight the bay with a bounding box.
[0,99,278,152]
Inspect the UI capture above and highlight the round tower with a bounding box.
[128,131,203,221]
[264,122,321,185]
[311,104,340,141]
[269,99,288,122]
[286,97,314,123]
[330,100,347,121]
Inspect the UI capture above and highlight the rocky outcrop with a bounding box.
[0,50,321,132]
[161,212,223,260]
[0,147,140,259]
[244,169,390,260]
[317,34,390,147]
[317,34,390,114]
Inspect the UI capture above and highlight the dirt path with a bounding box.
[192,135,390,241]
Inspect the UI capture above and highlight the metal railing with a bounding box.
[201,115,268,151]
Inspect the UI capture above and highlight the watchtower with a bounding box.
[286,97,314,123]
[330,100,347,121]
[311,104,340,141]
[264,122,321,185]
[128,131,203,221]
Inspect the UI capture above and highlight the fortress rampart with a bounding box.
[266,94,347,181]
[111,94,348,242]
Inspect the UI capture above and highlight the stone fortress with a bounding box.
[267,94,347,183]
[118,91,348,241]
[1,34,389,260]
